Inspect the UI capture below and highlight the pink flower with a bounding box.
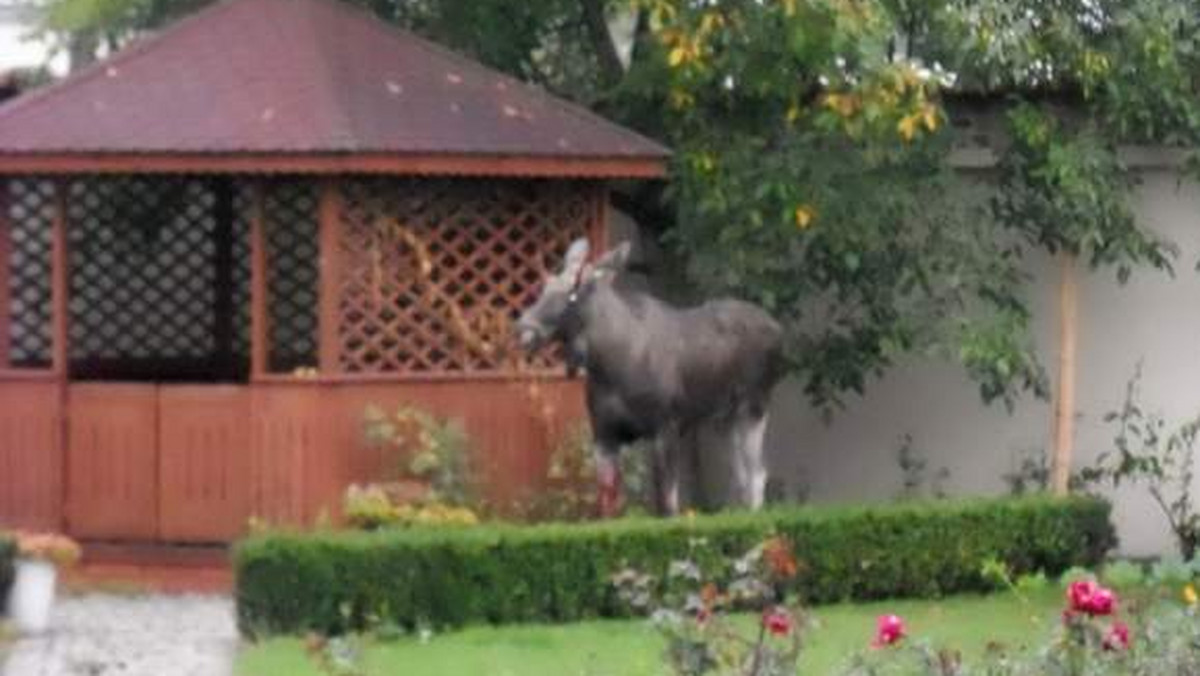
[871,614,906,648]
[763,608,792,636]
[696,607,712,625]
[1066,580,1117,616]
[1103,621,1131,651]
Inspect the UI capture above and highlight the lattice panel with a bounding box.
[65,176,250,380]
[338,178,594,374]
[232,186,253,360]
[263,180,319,372]
[5,178,54,368]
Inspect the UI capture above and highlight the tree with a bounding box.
[35,0,1200,417]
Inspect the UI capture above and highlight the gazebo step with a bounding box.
[63,541,232,595]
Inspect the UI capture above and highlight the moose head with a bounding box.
[514,237,631,353]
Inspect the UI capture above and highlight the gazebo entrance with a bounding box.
[6,175,278,542]
[54,175,257,541]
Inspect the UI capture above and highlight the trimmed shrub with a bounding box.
[0,532,14,611]
[234,495,1115,636]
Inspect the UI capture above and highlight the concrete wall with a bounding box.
[760,169,1200,556]
[610,166,1200,557]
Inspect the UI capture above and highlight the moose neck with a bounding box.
[568,276,651,375]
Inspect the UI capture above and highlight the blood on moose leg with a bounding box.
[596,452,623,517]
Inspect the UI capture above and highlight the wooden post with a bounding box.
[51,179,70,533]
[1051,251,1078,495]
[317,180,342,374]
[590,183,608,251]
[0,179,11,369]
[249,181,269,379]
[211,178,236,377]
[51,180,69,375]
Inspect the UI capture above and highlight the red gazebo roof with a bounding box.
[0,0,669,177]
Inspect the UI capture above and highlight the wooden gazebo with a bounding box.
[0,0,667,544]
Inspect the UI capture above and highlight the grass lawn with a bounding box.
[237,589,1064,676]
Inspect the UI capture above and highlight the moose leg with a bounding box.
[595,441,622,518]
[727,412,770,509]
[652,428,683,516]
[743,413,769,509]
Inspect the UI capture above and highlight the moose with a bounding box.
[516,238,785,516]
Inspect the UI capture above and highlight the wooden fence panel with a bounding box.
[333,378,586,506]
[0,380,61,530]
[66,383,158,540]
[249,384,334,526]
[159,386,251,542]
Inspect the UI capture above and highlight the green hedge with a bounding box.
[0,533,13,611]
[234,496,1115,636]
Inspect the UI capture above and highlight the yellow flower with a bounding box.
[794,205,816,230]
[1184,584,1197,606]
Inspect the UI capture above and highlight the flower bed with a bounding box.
[235,496,1114,636]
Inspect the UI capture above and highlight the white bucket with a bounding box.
[6,558,57,634]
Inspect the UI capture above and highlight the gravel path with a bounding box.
[1,594,237,676]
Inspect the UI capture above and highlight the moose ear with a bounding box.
[559,237,590,280]
[593,241,633,272]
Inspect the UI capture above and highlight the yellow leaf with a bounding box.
[794,205,816,230]
[921,105,940,132]
[700,11,724,33]
[823,93,858,118]
[786,104,801,124]
[669,88,694,110]
[897,114,919,142]
[1185,584,1198,606]
[668,46,687,67]
[780,0,797,16]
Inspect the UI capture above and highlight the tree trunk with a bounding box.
[579,0,624,87]
[1051,251,1079,495]
[67,31,99,72]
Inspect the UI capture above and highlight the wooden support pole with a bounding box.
[211,178,236,377]
[317,180,342,374]
[249,181,269,379]
[51,180,69,375]
[0,179,11,369]
[51,180,70,534]
[590,183,609,251]
[1051,251,1079,495]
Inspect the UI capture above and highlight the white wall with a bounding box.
[0,3,65,75]
[762,169,1200,556]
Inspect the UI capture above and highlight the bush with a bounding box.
[0,532,14,610]
[234,496,1115,637]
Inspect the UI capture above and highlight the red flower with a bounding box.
[763,608,792,636]
[871,614,906,648]
[1066,580,1117,616]
[1103,621,1131,651]
[1067,580,1099,613]
[1088,588,1116,616]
